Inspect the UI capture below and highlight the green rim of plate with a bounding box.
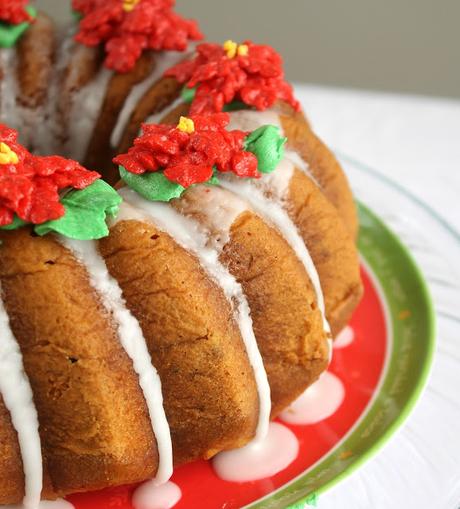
[246,202,436,509]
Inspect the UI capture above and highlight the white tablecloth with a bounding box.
[293,85,460,509]
[296,85,460,230]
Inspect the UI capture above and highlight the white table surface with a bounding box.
[293,85,460,509]
[297,85,460,231]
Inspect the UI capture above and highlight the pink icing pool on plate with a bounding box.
[132,481,181,509]
[279,371,345,425]
[334,326,355,349]
[212,422,299,482]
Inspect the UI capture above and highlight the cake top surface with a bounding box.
[72,0,203,73]
[114,113,286,202]
[165,40,300,114]
[0,124,121,239]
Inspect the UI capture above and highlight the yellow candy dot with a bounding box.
[237,44,249,57]
[0,142,19,165]
[177,116,195,134]
[223,40,238,59]
[123,0,140,12]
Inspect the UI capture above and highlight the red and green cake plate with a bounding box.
[67,202,435,509]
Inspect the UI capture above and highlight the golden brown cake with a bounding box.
[0,8,362,507]
[172,185,329,417]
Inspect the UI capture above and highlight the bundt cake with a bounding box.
[0,118,332,505]
[0,2,362,507]
[112,40,363,334]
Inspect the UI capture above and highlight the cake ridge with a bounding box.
[219,177,331,335]
[59,237,173,485]
[117,187,273,440]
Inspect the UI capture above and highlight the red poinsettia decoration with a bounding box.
[0,124,99,226]
[114,113,259,187]
[72,0,202,73]
[0,0,32,24]
[165,40,300,114]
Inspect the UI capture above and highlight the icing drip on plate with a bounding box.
[334,325,355,349]
[117,188,272,440]
[213,422,299,482]
[0,285,43,509]
[5,501,76,509]
[279,371,345,425]
[59,238,173,485]
[132,481,181,509]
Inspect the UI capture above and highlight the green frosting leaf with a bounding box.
[181,86,196,103]
[71,10,83,22]
[120,166,185,202]
[0,215,28,231]
[34,180,122,240]
[244,125,286,174]
[0,6,37,48]
[208,169,220,185]
[223,101,250,112]
[180,86,250,112]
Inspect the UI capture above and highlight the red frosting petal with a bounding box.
[164,163,213,188]
[0,124,100,227]
[72,0,203,73]
[0,0,32,25]
[113,113,261,188]
[165,41,300,113]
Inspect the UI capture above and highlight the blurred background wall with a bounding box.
[37,0,459,99]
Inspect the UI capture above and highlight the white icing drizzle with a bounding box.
[173,185,248,251]
[0,285,43,509]
[257,154,296,201]
[33,31,71,156]
[228,110,317,193]
[0,49,20,130]
[227,110,283,132]
[254,150,319,204]
[219,176,330,334]
[132,480,181,509]
[110,50,190,149]
[284,149,319,184]
[117,188,272,440]
[61,41,113,161]
[225,110,330,337]
[58,238,173,485]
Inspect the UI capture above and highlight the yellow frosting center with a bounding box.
[123,0,140,12]
[177,116,195,134]
[223,40,249,59]
[0,142,19,165]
